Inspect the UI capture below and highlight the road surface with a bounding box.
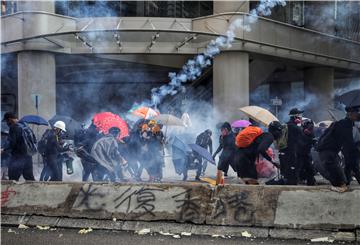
[1,227,355,245]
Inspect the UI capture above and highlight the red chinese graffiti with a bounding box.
[1,186,16,207]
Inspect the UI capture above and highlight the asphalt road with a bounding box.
[1,227,355,245]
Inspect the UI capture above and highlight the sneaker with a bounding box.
[330,185,348,193]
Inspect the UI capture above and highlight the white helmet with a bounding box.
[54,121,66,132]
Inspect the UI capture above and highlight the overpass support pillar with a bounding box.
[304,67,334,122]
[213,52,249,121]
[17,52,56,120]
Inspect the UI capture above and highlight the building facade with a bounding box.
[1,1,360,124]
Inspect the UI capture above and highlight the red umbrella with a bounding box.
[93,112,129,139]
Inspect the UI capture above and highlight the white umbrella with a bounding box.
[152,114,185,127]
[239,105,279,127]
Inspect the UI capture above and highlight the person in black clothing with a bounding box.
[298,119,317,186]
[236,121,281,184]
[214,122,236,184]
[1,112,35,181]
[281,108,304,185]
[42,121,68,181]
[75,123,102,181]
[317,106,360,192]
[195,129,213,176]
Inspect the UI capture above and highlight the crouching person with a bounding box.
[91,127,127,182]
[235,121,281,185]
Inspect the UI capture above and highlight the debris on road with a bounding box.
[310,237,334,243]
[135,228,151,235]
[7,228,17,234]
[36,225,50,230]
[18,224,29,229]
[159,231,174,236]
[180,232,192,236]
[78,228,93,234]
[172,234,181,239]
[241,231,252,238]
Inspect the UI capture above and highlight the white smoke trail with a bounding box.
[150,0,287,107]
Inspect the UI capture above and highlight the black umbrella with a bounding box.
[20,115,48,126]
[188,144,216,165]
[49,115,82,139]
[337,89,360,108]
[171,136,191,175]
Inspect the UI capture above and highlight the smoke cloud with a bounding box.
[149,0,287,108]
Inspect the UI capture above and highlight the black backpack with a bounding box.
[316,122,337,151]
[38,129,51,155]
[18,122,38,156]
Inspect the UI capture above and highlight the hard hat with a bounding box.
[54,121,66,132]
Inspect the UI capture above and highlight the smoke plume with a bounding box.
[149,0,286,108]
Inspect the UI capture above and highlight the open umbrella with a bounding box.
[231,119,251,128]
[188,144,215,165]
[337,89,360,108]
[152,114,184,126]
[20,115,48,126]
[239,106,279,127]
[171,136,191,175]
[49,115,82,138]
[93,112,129,140]
[316,120,333,128]
[131,106,159,119]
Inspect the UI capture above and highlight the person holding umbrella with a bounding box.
[195,129,213,176]
[41,121,68,181]
[1,112,36,181]
[317,106,360,192]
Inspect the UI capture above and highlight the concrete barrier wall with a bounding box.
[1,181,360,230]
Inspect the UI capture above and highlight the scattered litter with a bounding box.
[241,231,252,238]
[78,227,93,234]
[18,224,29,229]
[7,228,16,234]
[172,234,181,239]
[50,228,57,231]
[159,231,174,236]
[59,234,63,238]
[310,237,334,243]
[180,232,192,236]
[211,234,226,238]
[135,228,151,235]
[112,218,117,222]
[36,225,50,230]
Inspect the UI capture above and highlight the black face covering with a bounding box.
[271,130,282,140]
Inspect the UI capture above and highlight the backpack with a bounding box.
[316,122,337,151]
[38,129,51,155]
[18,122,38,156]
[235,126,263,148]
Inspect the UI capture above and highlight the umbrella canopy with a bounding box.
[93,112,129,140]
[20,115,48,126]
[316,120,333,128]
[49,115,82,138]
[239,106,279,127]
[188,144,215,165]
[337,89,360,108]
[131,106,159,119]
[231,119,251,128]
[152,114,184,126]
[171,136,190,175]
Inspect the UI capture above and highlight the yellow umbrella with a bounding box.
[239,105,279,127]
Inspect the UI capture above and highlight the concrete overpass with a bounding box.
[1,4,360,122]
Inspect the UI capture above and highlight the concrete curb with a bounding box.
[1,214,358,242]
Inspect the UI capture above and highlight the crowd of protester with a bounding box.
[1,104,360,193]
